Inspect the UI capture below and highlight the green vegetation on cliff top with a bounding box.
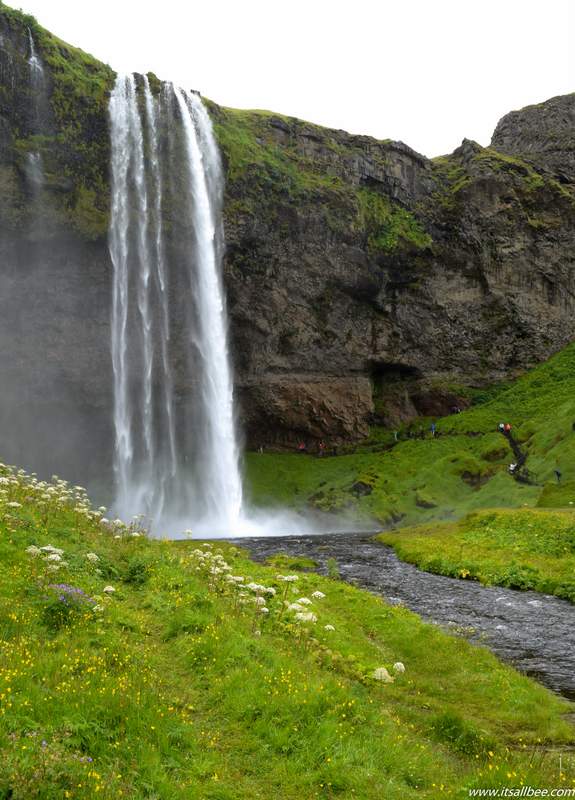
[211,104,433,254]
[1,464,574,798]
[245,341,575,527]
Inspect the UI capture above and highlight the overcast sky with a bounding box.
[7,0,575,156]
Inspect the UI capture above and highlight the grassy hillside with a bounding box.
[245,342,575,527]
[379,508,575,602]
[1,462,574,797]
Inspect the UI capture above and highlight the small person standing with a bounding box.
[554,467,562,484]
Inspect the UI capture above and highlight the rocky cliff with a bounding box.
[1,3,574,487]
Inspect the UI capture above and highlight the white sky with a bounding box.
[7,0,575,157]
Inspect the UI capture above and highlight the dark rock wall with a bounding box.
[491,93,575,184]
[0,4,574,487]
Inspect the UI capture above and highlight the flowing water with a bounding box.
[233,532,575,698]
[108,75,242,535]
[26,30,45,183]
[27,28,44,86]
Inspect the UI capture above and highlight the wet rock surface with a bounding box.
[231,532,575,698]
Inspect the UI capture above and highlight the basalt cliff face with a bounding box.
[1,5,574,487]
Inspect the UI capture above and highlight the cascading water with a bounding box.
[26,28,44,86]
[108,74,243,536]
[25,30,46,215]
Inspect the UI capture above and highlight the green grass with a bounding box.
[245,341,575,526]
[1,465,574,798]
[378,508,575,602]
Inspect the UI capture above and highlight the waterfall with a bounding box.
[26,28,44,94]
[108,74,243,536]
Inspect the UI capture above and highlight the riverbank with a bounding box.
[378,508,575,603]
[1,463,574,797]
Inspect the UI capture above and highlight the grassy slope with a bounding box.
[378,509,575,602]
[1,466,574,798]
[245,342,575,527]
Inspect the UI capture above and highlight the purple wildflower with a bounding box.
[48,584,96,606]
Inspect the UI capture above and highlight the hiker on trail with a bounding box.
[555,468,562,483]
[498,422,505,432]
[297,441,307,454]
[508,463,517,474]
[318,441,326,457]
[430,422,436,437]
[504,423,512,433]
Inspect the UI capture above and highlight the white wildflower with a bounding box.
[103,585,116,594]
[287,603,305,612]
[392,662,406,674]
[259,607,269,614]
[311,591,326,599]
[45,553,62,562]
[297,597,312,606]
[295,611,317,623]
[6,501,22,509]
[25,545,41,557]
[246,582,266,593]
[373,667,394,683]
[324,624,335,631]
[85,553,100,563]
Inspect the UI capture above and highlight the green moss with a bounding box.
[355,187,432,254]
[70,184,108,239]
[213,106,348,198]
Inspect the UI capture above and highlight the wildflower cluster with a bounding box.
[25,543,68,573]
[0,462,105,527]
[42,584,99,631]
[185,545,335,638]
